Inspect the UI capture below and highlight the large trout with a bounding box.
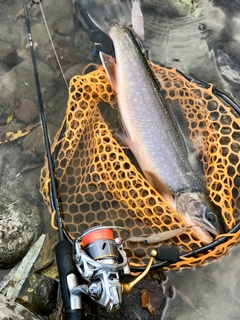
[88,1,225,243]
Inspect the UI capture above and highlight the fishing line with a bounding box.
[36,0,115,226]
[37,0,68,88]
[22,0,64,241]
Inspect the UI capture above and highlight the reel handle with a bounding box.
[153,244,180,263]
[56,240,83,320]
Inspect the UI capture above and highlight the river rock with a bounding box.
[34,278,58,315]
[31,22,54,62]
[0,40,17,68]
[0,294,40,320]
[22,123,58,157]
[142,0,198,16]
[41,0,74,35]
[0,23,22,48]
[0,61,9,77]
[0,198,42,267]
[13,99,39,124]
[0,59,57,107]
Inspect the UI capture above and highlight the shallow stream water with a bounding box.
[0,0,240,319]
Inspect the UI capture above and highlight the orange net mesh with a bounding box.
[40,63,240,270]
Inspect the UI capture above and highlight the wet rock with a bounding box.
[22,123,58,157]
[65,62,88,81]
[46,89,68,127]
[0,61,9,77]
[0,197,42,267]
[0,144,7,179]
[73,27,93,54]
[0,294,40,320]
[0,40,17,68]
[0,23,22,48]
[0,121,26,136]
[42,0,74,35]
[0,59,57,106]
[13,99,39,124]
[22,168,43,204]
[34,277,58,316]
[48,40,86,71]
[31,23,54,62]
[142,0,198,17]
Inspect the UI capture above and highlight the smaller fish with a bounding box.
[128,226,189,244]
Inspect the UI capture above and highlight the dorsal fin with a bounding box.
[131,0,144,40]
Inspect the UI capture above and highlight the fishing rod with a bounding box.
[22,1,83,319]
[22,0,240,316]
[22,0,180,317]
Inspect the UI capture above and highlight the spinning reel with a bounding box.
[61,225,180,313]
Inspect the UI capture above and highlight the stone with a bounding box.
[0,40,17,67]
[0,23,22,48]
[34,278,58,315]
[0,294,40,320]
[0,198,42,267]
[22,123,58,157]
[0,61,9,77]
[65,62,88,81]
[41,0,74,35]
[31,22,54,61]
[13,99,39,124]
[0,59,57,107]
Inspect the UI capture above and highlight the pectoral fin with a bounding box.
[144,170,174,206]
[99,51,118,92]
[114,131,131,149]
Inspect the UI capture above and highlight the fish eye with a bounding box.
[198,23,207,32]
[205,212,217,224]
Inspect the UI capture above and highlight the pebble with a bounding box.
[34,277,58,316]
[13,99,39,124]
[0,294,40,320]
[0,197,42,267]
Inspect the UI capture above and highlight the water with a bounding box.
[0,0,239,319]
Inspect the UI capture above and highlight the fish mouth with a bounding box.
[191,218,218,243]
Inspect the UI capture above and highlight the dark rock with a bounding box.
[0,40,18,68]
[0,61,10,77]
[34,278,58,316]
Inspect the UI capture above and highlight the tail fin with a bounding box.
[86,1,132,35]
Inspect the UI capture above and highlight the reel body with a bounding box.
[72,226,130,312]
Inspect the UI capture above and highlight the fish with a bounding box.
[87,0,225,243]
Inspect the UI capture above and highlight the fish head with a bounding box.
[175,192,225,243]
